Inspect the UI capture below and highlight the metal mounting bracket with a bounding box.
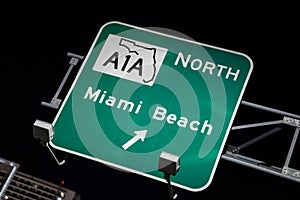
[41,52,84,109]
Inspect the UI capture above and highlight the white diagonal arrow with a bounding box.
[122,130,147,150]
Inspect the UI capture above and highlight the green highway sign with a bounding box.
[51,21,253,191]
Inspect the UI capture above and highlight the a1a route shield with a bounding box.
[51,21,253,192]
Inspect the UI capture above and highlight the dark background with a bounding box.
[1,1,299,199]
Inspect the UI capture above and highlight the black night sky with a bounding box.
[1,1,299,199]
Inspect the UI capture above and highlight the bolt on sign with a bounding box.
[51,21,253,191]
